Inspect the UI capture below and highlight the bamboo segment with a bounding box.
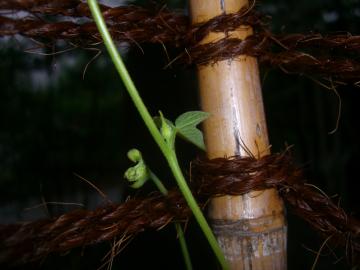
[189,0,287,269]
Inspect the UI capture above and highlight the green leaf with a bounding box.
[177,126,207,150]
[175,111,210,129]
[175,111,210,151]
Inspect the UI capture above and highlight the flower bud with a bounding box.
[124,148,149,189]
[127,148,142,163]
[124,161,149,189]
[159,111,174,144]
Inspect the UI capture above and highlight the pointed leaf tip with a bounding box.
[175,111,209,151]
[175,111,210,129]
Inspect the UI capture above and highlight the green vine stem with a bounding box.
[148,170,193,270]
[124,148,192,269]
[148,170,168,196]
[87,1,228,269]
[175,222,193,270]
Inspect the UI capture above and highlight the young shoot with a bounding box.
[124,148,192,270]
[124,149,149,189]
[154,110,210,151]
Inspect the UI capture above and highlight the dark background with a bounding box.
[0,0,359,269]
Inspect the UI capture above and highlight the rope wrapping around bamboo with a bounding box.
[191,153,360,262]
[0,3,265,46]
[1,152,359,267]
[1,2,360,84]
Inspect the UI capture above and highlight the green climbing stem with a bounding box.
[166,152,228,269]
[148,171,192,270]
[148,171,168,195]
[87,1,228,269]
[175,223,193,270]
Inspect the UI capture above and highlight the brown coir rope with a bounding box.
[1,152,359,267]
[0,190,191,267]
[1,1,360,84]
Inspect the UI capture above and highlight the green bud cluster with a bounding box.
[124,148,149,189]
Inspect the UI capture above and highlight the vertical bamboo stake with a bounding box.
[189,1,287,269]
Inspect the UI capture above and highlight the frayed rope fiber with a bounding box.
[0,152,359,267]
[0,190,191,267]
[1,0,360,84]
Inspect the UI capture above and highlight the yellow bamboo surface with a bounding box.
[189,0,287,269]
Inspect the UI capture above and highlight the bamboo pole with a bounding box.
[189,1,287,269]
